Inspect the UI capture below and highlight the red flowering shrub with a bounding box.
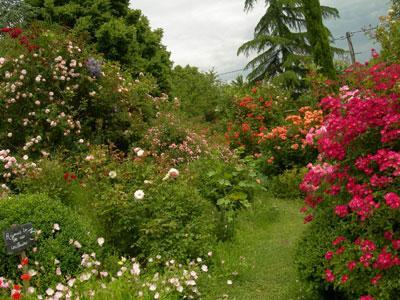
[225,85,322,174]
[296,59,400,299]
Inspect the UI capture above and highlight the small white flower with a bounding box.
[100,271,108,277]
[227,280,233,285]
[97,237,105,247]
[22,155,28,160]
[134,190,145,200]
[201,265,208,272]
[7,133,12,138]
[35,100,40,106]
[67,278,76,287]
[56,283,65,291]
[85,155,94,161]
[73,240,82,249]
[79,273,91,281]
[46,288,54,296]
[149,284,157,291]
[27,287,35,294]
[108,171,117,179]
[78,139,84,144]
[131,263,141,276]
[53,223,60,231]
[56,267,62,276]
[154,292,160,299]
[137,149,145,157]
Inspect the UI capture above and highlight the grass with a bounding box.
[199,193,308,300]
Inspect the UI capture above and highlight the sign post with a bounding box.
[3,223,36,293]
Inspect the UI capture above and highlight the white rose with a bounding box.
[134,190,145,200]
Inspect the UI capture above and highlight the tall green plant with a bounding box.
[302,0,336,78]
[0,0,37,27]
[239,0,338,85]
[25,0,172,91]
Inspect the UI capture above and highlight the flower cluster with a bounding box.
[225,85,322,173]
[299,61,400,299]
[1,27,38,52]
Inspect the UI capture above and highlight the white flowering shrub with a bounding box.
[0,23,158,193]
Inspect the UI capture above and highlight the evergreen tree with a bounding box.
[0,0,37,27]
[240,0,338,84]
[302,0,336,78]
[25,0,172,91]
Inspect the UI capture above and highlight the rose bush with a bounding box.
[296,58,400,299]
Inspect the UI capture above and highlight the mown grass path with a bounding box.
[201,195,306,300]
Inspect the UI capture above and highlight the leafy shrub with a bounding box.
[189,154,260,240]
[266,167,307,199]
[141,111,210,167]
[224,84,321,175]
[296,60,400,299]
[170,65,229,122]
[97,180,217,261]
[0,193,95,290]
[0,23,156,155]
[377,8,400,63]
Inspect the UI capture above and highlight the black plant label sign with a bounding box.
[3,223,35,255]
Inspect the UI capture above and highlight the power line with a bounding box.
[332,26,378,41]
[219,68,246,76]
[217,25,379,78]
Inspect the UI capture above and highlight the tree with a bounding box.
[0,0,37,27]
[170,65,229,122]
[25,0,172,91]
[302,0,336,78]
[239,0,338,84]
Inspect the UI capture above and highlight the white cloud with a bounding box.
[131,0,390,80]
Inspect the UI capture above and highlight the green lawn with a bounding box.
[200,194,308,300]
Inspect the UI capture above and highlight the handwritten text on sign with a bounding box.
[3,223,35,255]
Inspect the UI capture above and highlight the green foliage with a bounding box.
[0,0,37,27]
[266,167,307,199]
[97,180,218,261]
[189,153,261,240]
[377,12,400,63]
[295,202,342,298]
[302,0,336,78]
[0,23,157,156]
[239,0,339,85]
[0,193,95,290]
[170,65,230,122]
[26,0,172,91]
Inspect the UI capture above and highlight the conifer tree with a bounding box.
[302,0,336,78]
[240,0,338,84]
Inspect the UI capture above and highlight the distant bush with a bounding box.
[224,84,321,175]
[0,193,95,290]
[170,65,230,122]
[266,167,307,199]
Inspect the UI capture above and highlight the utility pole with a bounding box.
[346,32,356,64]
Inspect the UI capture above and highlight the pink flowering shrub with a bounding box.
[296,59,400,299]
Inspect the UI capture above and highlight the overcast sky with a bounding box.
[131,0,390,81]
